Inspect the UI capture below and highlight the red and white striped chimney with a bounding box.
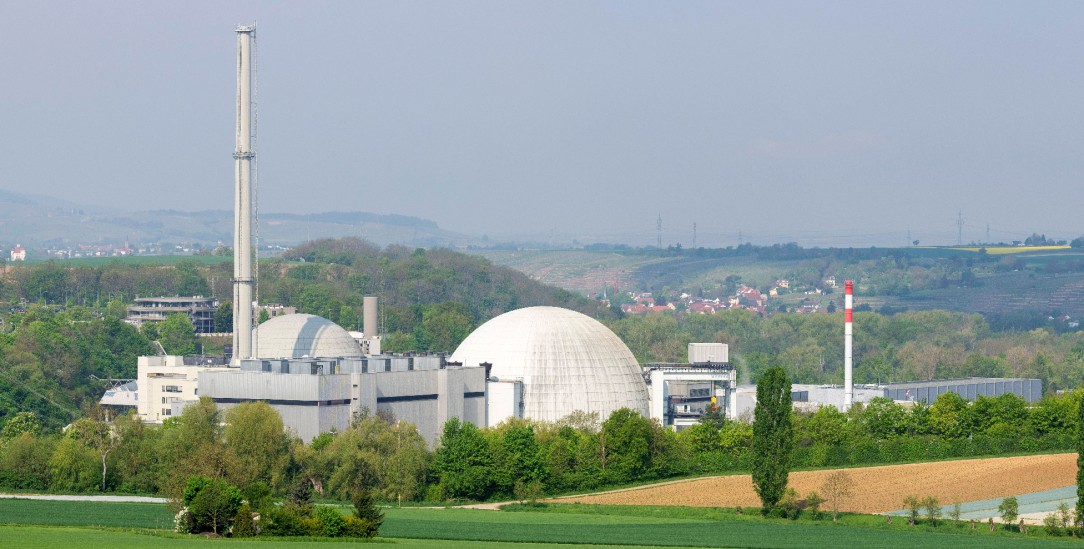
[844,279,853,411]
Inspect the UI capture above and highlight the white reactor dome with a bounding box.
[252,313,362,359]
[450,306,649,423]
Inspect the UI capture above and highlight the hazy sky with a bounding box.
[2,2,1082,247]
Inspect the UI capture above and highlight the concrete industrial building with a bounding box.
[450,306,651,425]
[199,355,485,444]
[645,343,737,430]
[126,296,217,333]
[734,377,1046,418]
[136,354,230,422]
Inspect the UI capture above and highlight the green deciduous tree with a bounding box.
[489,420,546,497]
[433,418,494,501]
[224,401,289,491]
[182,476,243,535]
[600,408,653,483]
[999,496,1019,527]
[214,301,233,333]
[752,366,793,513]
[67,415,119,491]
[1,411,41,439]
[158,313,199,355]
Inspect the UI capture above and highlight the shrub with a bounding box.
[182,477,243,535]
[778,487,805,520]
[922,496,942,526]
[174,507,194,534]
[949,502,962,522]
[300,516,323,537]
[1043,502,1073,536]
[343,514,380,538]
[902,495,920,525]
[231,503,256,537]
[313,506,345,537]
[263,505,308,537]
[805,491,825,520]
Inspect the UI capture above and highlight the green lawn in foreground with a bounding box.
[0,526,682,549]
[2,499,1081,549]
[380,507,1081,549]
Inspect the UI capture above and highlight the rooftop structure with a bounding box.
[253,313,363,359]
[644,343,737,430]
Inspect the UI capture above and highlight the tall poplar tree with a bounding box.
[1076,393,1084,531]
[752,366,793,513]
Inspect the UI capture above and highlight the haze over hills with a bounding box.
[0,190,477,252]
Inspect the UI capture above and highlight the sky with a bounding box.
[1,2,1082,248]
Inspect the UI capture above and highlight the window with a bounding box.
[163,385,181,393]
[162,408,172,416]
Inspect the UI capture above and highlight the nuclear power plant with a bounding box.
[128,24,727,446]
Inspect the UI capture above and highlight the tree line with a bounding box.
[1,389,1078,505]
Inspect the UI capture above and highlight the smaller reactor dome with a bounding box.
[252,313,362,359]
[451,306,649,423]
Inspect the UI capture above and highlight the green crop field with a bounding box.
[381,506,1077,549]
[1,499,1080,549]
[0,525,671,549]
[0,498,174,529]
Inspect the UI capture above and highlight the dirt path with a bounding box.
[552,453,1077,514]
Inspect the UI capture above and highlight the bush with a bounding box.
[174,507,194,534]
[922,496,942,526]
[778,488,804,520]
[182,477,243,535]
[343,514,381,538]
[313,506,345,537]
[903,495,920,525]
[300,517,323,537]
[231,503,256,537]
[263,505,308,537]
[806,491,825,520]
[1044,502,1073,536]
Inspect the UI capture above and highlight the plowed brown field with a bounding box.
[555,453,1076,513]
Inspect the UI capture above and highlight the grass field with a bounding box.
[3,498,1081,549]
[0,525,670,549]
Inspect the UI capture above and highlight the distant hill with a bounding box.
[474,246,1084,322]
[0,190,476,252]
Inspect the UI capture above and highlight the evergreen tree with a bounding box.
[752,366,793,513]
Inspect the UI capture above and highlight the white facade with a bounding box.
[199,357,486,445]
[136,355,229,423]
